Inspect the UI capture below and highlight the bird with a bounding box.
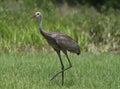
[32,12,80,85]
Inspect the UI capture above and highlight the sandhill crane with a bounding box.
[32,12,80,85]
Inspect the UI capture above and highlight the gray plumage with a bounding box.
[32,12,80,85]
[40,29,80,55]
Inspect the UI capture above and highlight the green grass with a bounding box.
[0,53,120,89]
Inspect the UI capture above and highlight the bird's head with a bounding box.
[32,12,42,18]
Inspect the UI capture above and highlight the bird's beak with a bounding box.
[31,14,36,18]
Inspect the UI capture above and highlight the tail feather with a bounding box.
[77,48,81,55]
[77,52,80,55]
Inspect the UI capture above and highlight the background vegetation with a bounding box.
[0,0,120,53]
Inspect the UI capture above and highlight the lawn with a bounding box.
[0,53,120,89]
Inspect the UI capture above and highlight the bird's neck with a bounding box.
[39,17,46,37]
[39,16,42,29]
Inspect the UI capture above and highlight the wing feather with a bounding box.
[54,34,80,54]
[44,31,80,54]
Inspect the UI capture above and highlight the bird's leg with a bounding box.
[51,50,64,85]
[64,51,72,69]
[50,50,72,81]
[58,50,64,86]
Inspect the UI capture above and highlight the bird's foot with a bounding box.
[50,74,58,81]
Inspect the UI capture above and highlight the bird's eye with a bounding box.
[37,13,39,15]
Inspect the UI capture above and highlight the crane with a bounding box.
[32,12,80,85]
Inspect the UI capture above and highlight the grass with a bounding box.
[0,53,120,89]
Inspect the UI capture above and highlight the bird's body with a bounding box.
[32,12,80,85]
[40,28,80,55]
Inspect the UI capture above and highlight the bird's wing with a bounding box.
[56,35,78,47]
[53,34,80,53]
